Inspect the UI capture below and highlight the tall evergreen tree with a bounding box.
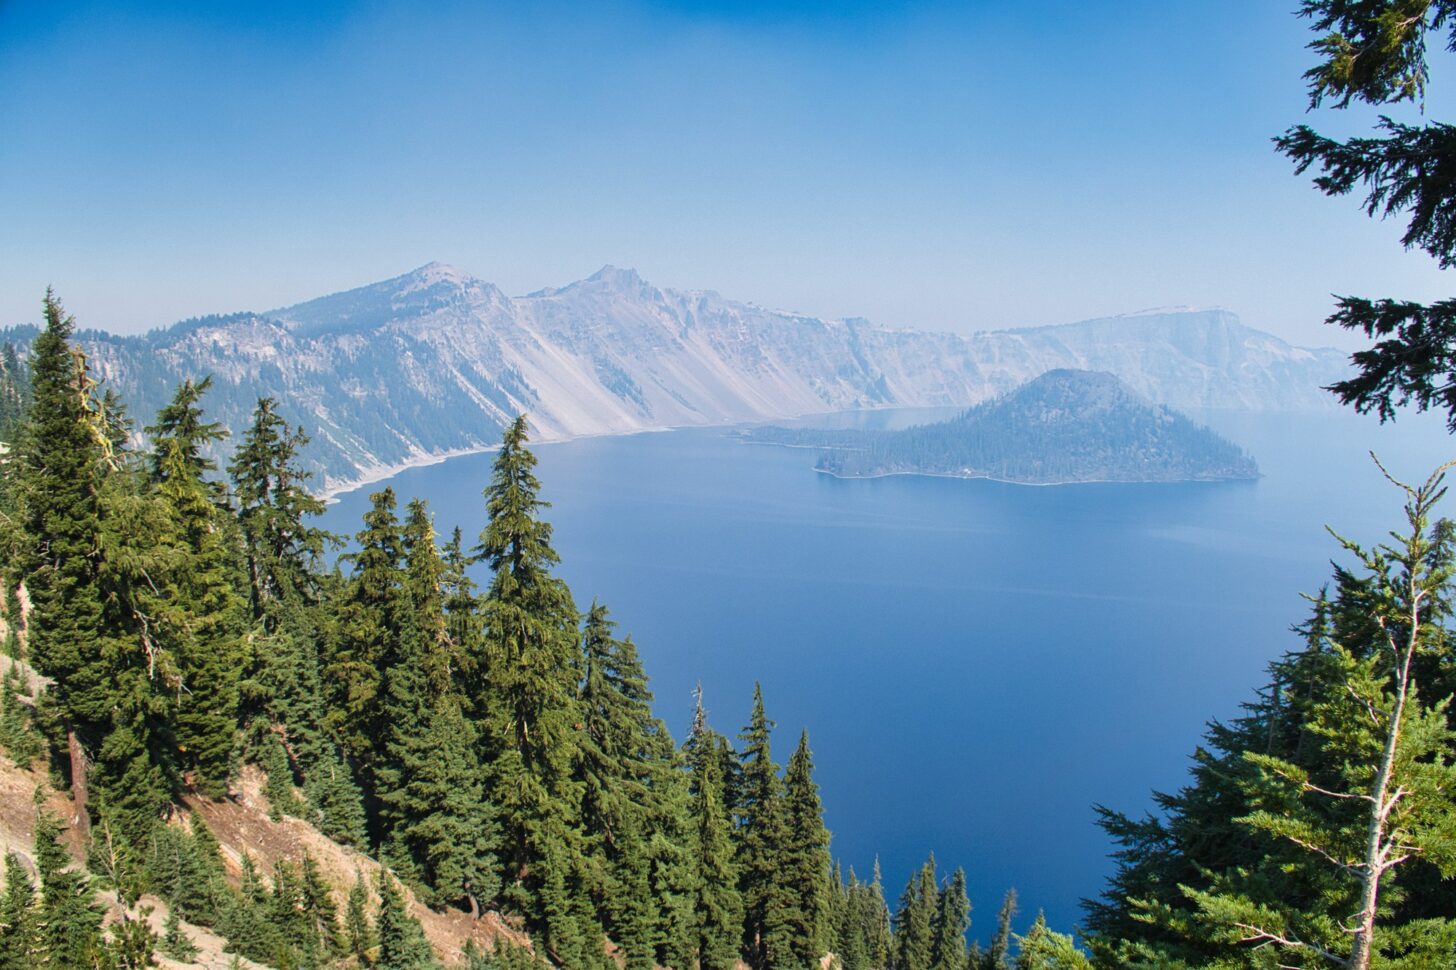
[736,683,789,970]
[780,730,832,969]
[0,852,38,969]
[893,857,937,970]
[325,486,406,828]
[228,397,330,629]
[473,416,585,938]
[929,868,969,970]
[146,377,247,796]
[986,889,1017,970]
[33,796,106,969]
[17,293,111,830]
[376,502,498,912]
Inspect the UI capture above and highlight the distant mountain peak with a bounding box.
[399,261,475,289]
[587,265,646,289]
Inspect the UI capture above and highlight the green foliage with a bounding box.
[1014,912,1089,970]
[229,397,332,628]
[159,903,198,962]
[345,870,377,965]
[0,851,39,969]
[473,417,584,933]
[0,666,41,767]
[929,868,969,970]
[894,857,938,970]
[1277,1,1456,429]
[34,795,107,969]
[779,730,831,968]
[376,871,437,970]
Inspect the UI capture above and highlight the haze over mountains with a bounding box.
[4,264,1349,491]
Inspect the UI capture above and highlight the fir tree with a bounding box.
[326,486,407,821]
[473,417,584,934]
[345,870,377,965]
[0,852,38,969]
[33,795,106,969]
[1013,913,1089,970]
[865,859,893,970]
[780,730,831,969]
[145,376,246,797]
[378,501,497,911]
[893,858,937,970]
[376,871,437,970]
[736,683,790,970]
[17,293,111,831]
[986,889,1016,970]
[929,868,969,970]
[686,692,743,970]
[228,397,331,629]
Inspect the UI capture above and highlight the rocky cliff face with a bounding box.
[9,264,1348,491]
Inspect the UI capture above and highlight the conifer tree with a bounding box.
[229,397,331,629]
[378,499,498,911]
[780,730,832,968]
[17,293,111,829]
[684,689,743,970]
[986,889,1017,970]
[893,858,937,970]
[736,684,789,970]
[473,417,584,935]
[345,870,377,965]
[33,796,106,969]
[145,376,246,796]
[326,486,407,830]
[376,871,437,970]
[1013,913,1089,970]
[865,859,893,969]
[929,868,969,970]
[0,852,38,969]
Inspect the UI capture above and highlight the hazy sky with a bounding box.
[2,0,1452,344]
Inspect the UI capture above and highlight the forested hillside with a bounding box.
[0,297,1097,968]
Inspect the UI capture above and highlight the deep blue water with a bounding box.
[321,408,1451,940]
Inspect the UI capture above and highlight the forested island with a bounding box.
[744,370,1259,485]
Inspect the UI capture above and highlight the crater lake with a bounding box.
[321,406,1450,938]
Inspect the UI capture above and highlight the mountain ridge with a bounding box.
[0,264,1350,493]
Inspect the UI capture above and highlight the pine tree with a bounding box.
[345,870,377,965]
[376,870,437,970]
[780,730,831,969]
[473,417,584,934]
[326,486,407,822]
[736,684,788,970]
[893,858,937,970]
[17,293,111,832]
[0,852,38,969]
[986,889,1017,970]
[33,795,106,969]
[1013,913,1089,970]
[228,397,331,629]
[929,868,969,970]
[145,376,246,797]
[378,500,498,911]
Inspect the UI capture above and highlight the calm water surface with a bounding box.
[322,408,1451,938]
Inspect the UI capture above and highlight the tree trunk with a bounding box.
[67,726,91,838]
[1350,611,1420,970]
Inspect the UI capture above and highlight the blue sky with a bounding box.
[1,0,1452,342]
